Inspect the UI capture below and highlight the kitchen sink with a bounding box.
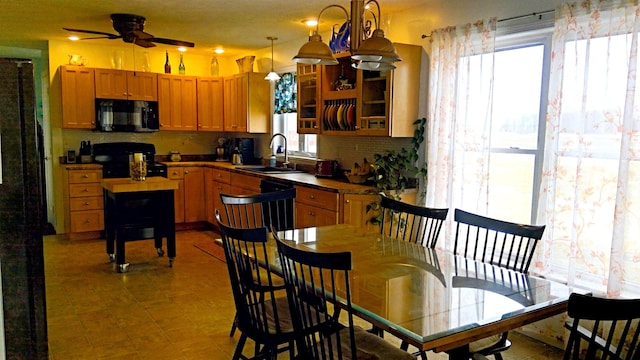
[240,166,305,174]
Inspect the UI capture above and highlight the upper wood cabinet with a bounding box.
[158,74,198,131]
[196,77,224,132]
[315,43,425,137]
[60,65,96,129]
[94,69,157,101]
[296,64,321,134]
[223,73,270,133]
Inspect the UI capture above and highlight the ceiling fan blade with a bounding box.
[63,28,120,39]
[131,30,153,40]
[134,38,156,48]
[151,38,195,48]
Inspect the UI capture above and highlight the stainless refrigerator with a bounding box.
[0,58,48,358]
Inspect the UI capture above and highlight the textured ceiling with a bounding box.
[1,0,429,55]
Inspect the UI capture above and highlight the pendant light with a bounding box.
[265,36,281,81]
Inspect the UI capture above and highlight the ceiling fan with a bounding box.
[63,13,195,48]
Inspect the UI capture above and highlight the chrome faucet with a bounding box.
[269,133,288,167]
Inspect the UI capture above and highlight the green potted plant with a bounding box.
[367,117,428,224]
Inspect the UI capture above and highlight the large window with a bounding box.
[458,36,549,225]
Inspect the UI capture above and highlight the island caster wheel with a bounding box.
[169,258,174,267]
[108,253,116,263]
[114,263,130,273]
[156,247,165,257]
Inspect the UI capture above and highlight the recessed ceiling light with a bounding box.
[304,19,318,27]
[214,48,224,54]
[68,35,79,41]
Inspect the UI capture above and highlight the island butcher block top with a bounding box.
[101,177,179,193]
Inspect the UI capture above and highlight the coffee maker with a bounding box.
[234,138,259,165]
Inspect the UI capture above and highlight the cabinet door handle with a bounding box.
[309,212,315,216]
[82,174,89,178]
[309,195,315,199]
[83,188,89,192]
[84,201,90,205]
[185,170,190,174]
[123,92,128,96]
[346,200,350,204]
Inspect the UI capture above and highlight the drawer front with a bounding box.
[68,170,102,183]
[231,173,261,192]
[69,183,103,198]
[295,186,338,211]
[168,167,184,179]
[70,196,103,211]
[211,168,231,184]
[70,210,104,232]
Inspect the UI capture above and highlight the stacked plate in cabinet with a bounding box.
[322,100,356,131]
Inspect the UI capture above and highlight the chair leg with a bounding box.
[230,312,238,337]
[400,340,409,351]
[232,333,247,360]
[419,350,428,360]
[494,354,503,360]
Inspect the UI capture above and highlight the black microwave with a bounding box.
[95,99,159,132]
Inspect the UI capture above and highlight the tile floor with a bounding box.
[44,230,564,359]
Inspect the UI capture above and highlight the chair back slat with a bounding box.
[220,188,296,231]
[379,195,448,248]
[453,209,545,273]
[564,293,640,360]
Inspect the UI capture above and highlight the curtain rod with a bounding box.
[421,9,555,39]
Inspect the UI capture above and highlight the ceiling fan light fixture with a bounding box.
[68,35,79,41]
[293,32,338,65]
[351,28,401,62]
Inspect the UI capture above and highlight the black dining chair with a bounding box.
[379,195,449,248]
[220,188,296,232]
[273,230,416,360]
[564,293,640,360]
[220,188,296,337]
[216,212,297,360]
[452,208,546,360]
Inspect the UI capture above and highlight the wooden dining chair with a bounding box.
[216,212,297,360]
[220,188,296,336]
[273,230,416,360]
[379,195,449,248]
[452,208,546,360]
[564,293,640,360]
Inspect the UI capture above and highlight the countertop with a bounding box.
[163,161,376,194]
[63,161,377,195]
[101,177,179,193]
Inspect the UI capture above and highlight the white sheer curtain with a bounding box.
[535,0,640,298]
[426,19,497,251]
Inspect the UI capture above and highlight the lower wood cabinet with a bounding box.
[206,168,231,224]
[295,186,339,228]
[63,168,104,234]
[341,193,379,229]
[168,166,206,223]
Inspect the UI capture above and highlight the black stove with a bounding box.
[93,142,167,179]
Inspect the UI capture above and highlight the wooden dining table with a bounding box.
[266,224,587,359]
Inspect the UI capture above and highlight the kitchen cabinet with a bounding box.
[205,168,231,224]
[168,166,206,223]
[295,186,339,228]
[316,43,424,137]
[94,69,158,101]
[223,73,270,133]
[63,168,104,234]
[60,65,96,129]
[197,77,224,131]
[296,63,321,134]
[230,172,261,195]
[341,193,379,229]
[158,74,198,131]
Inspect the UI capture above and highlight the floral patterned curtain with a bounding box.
[426,19,497,252]
[536,0,640,298]
[274,72,296,114]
